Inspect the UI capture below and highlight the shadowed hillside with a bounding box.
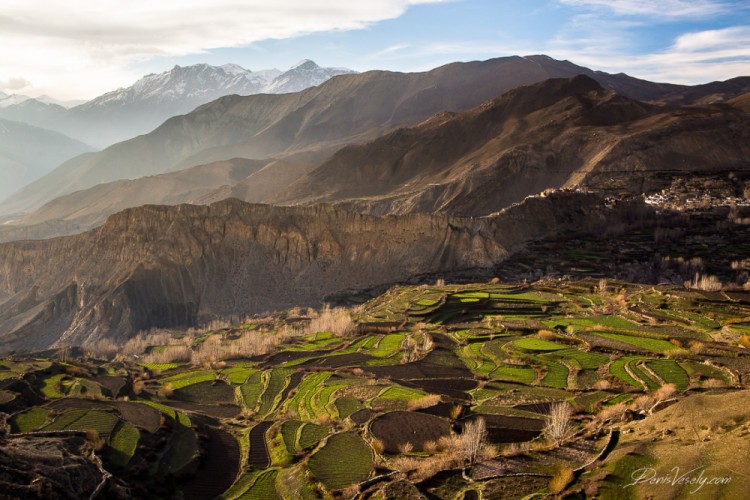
[0,193,638,352]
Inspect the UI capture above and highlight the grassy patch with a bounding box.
[38,374,66,398]
[44,409,120,440]
[609,356,645,388]
[9,407,50,432]
[647,360,689,390]
[108,422,140,468]
[257,369,290,418]
[596,333,677,353]
[308,432,373,490]
[298,422,329,450]
[491,364,537,384]
[514,337,567,352]
[240,371,265,411]
[540,361,569,388]
[335,397,363,419]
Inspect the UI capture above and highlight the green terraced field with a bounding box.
[334,397,363,419]
[161,370,217,389]
[44,409,120,439]
[547,348,610,370]
[1,280,746,499]
[609,356,645,388]
[9,407,50,433]
[108,422,140,468]
[540,360,569,388]
[241,371,265,411]
[595,333,678,353]
[298,423,329,450]
[257,369,290,417]
[308,432,373,489]
[513,337,568,351]
[239,470,279,499]
[281,420,304,453]
[491,364,537,384]
[647,360,690,390]
[140,362,185,371]
[369,333,405,357]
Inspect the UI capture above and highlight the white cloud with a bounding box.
[546,25,750,84]
[558,0,730,18]
[0,77,31,91]
[0,0,445,100]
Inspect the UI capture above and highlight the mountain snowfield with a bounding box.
[81,59,353,108]
[0,60,355,148]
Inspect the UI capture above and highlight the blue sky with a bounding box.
[1,0,749,100]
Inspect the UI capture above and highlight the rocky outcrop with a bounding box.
[0,193,629,352]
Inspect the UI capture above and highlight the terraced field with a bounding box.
[0,280,747,498]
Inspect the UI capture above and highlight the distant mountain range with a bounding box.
[0,91,82,109]
[3,54,750,223]
[0,60,355,148]
[4,73,749,242]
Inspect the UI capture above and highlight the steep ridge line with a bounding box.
[0,193,648,352]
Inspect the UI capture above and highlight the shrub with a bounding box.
[597,403,627,422]
[689,341,707,355]
[594,379,612,390]
[423,440,438,454]
[398,442,414,454]
[685,273,722,291]
[549,464,574,494]
[84,429,105,452]
[371,438,385,454]
[545,402,573,446]
[450,405,463,420]
[158,383,174,398]
[664,348,690,359]
[307,306,354,337]
[703,378,726,388]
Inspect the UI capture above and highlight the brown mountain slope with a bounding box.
[272,76,750,216]
[0,158,266,243]
[0,55,689,217]
[0,193,633,352]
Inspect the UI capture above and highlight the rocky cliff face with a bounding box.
[0,193,627,352]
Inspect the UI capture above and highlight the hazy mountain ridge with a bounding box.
[5,75,748,243]
[0,118,94,202]
[0,55,706,219]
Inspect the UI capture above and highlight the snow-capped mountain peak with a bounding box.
[290,59,319,71]
[77,59,355,109]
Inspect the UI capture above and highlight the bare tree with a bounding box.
[461,417,487,465]
[545,402,573,446]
